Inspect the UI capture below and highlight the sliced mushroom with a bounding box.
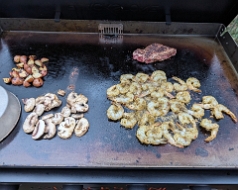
[50,99,62,109]
[12,77,24,85]
[75,94,88,104]
[57,89,66,96]
[35,96,46,105]
[61,106,71,118]
[71,113,84,119]
[32,120,46,140]
[73,102,89,113]
[52,113,64,125]
[74,118,89,137]
[44,93,59,101]
[71,106,77,114]
[43,119,56,139]
[33,104,45,116]
[41,113,54,121]
[67,92,78,106]
[22,98,36,112]
[23,112,39,133]
[58,117,76,139]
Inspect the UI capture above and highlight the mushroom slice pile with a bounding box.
[22,91,90,140]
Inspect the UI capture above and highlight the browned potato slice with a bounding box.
[32,72,43,79]
[27,59,35,66]
[35,60,43,67]
[12,68,21,72]
[9,70,20,78]
[3,77,11,84]
[23,80,31,87]
[19,69,29,78]
[25,75,34,83]
[41,57,49,63]
[14,55,21,63]
[16,62,24,68]
[32,66,39,73]
[12,77,24,85]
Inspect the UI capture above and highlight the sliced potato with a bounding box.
[3,77,11,84]
[29,55,36,60]
[19,69,29,78]
[9,70,19,78]
[33,72,43,79]
[27,59,35,66]
[12,68,21,72]
[35,60,43,67]
[32,66,39,73]
[23,80,31,87]
[41,57,49,63]
[14,55,21,63]
[25,75,34,83]
[16,62,24,68]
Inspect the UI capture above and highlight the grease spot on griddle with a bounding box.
[195,147,208,157]
[156,153,161,158]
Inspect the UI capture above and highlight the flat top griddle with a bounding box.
[0,29,238,169]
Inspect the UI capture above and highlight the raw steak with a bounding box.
[133,43,177,64]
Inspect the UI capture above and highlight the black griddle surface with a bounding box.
[0,32,238,168]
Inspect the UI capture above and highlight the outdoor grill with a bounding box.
[1,1,238,190]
